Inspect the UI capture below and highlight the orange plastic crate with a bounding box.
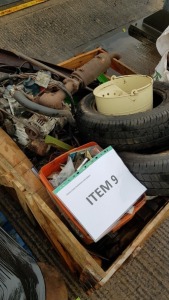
[39,142,146,244]
[39,142,97,244]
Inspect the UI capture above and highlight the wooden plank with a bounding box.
[0,153,34,193]
[0,130,52,223]
[26,193,77,273]
[59,47,135,75]
[0,151,35,221]
[32,194,105,282]
[0,153,52,223]
[0,129,51,196]
[36,185,56,211]
[58,48,101,69]
[111,58,136,75]
[0,154,35,222]
[0,172,13,188]
[12,179,36,223]
[0,128,26,168]
[99,202,169,285]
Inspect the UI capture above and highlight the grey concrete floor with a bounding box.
[0,1,169,300]
[0,0,164,63]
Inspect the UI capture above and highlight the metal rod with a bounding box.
[11,49,69,79]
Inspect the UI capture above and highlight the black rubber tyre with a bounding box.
[119,150,169,196]
[76,81,169,151]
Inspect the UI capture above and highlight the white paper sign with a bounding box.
[53,146,146,242]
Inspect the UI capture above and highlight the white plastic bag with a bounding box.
[154,26,169,82]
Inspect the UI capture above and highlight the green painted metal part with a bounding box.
[45,135,73,151]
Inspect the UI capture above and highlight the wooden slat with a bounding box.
[33,194,105,282]
[58,48,102,69]
[0,128,26,168]
[59,47,135,75]
[26,193,77,273]
[0,172,13,188]
[0,129,51,197]
[12,179,36,223]
[99,202,169,285]
[111,58,136,75]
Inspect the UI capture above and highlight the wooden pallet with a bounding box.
[0,48,168,294]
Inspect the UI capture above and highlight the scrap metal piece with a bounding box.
[26,114,56,137]
[25,124,40,140]
[11,49,120,112]
[70,52,119,87]
[12,90,75,126]
[45,135,73,151]
[28,139,50,156]
[11,49,68,79]
[85,150,92,160]
[37,52,120,109]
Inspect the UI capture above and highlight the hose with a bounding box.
[0,74,19,83]
[13,90,75,126]
[0,73,76,116]
[55,81,75,115]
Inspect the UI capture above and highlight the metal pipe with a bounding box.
[11,49,68,79]
[71,52,120,87]
[37,52,120,109]
[13,90,75,125]
[0,74,19,82]
[11,50,120,115]
[36,80,78,108]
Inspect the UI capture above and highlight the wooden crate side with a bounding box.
[59,47,136,75]
[0,128,26,167]
[26,193,77,274]
[98,202,169,286]
[0,129,51,200]
[111,58,136,75]
[58,48,102,69]
[0,130,52,223]
[0,152,35,194]
[12,179,36,223]
[0,153,35,223]
[0,128,105,291]
[31,194,105,284]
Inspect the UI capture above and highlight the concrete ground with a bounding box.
[0,1,169,300]
[0,0,163,63]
